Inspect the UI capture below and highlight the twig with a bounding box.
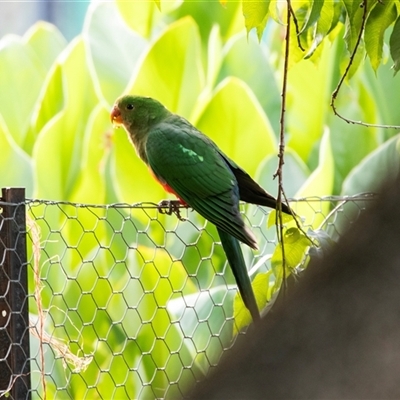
[273,0,293,286]
[288,1,305,51]
[330,0,385,127]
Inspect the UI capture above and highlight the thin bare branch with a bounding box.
[288,1,305,51]
[331,0,368,113]
[273,0,294,285]
[329,0,399,129]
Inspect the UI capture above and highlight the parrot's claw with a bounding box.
[157,200,187,221]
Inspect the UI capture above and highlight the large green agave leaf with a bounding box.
[125,17,205,119]
[194,77,276,178]
[33,38,98,200]
[83,2,148,106]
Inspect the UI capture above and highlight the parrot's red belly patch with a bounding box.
[148,168,187,206]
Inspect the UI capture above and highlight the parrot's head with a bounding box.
[111,95,170,137]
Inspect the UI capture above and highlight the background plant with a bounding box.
[1,0,400,398]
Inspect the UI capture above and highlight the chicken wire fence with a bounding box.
[0,187,375,400]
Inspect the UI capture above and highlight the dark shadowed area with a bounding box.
[192,175,400,399]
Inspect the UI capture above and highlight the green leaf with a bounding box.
[116,0,159,38]
[110,124,166,204]
[33,111,70,199]
[342,0,365,73]
[256,149,310,198]
[288,2,310,66]
[135,245,193,303]
[7,22,66,152]
[127,17,205,119]
[341,0,381,78]
[269,0,285,25]
[287,44,333,161]
[267,210,296,228]
[342,133,400,195]
[172,0,242,42]
[294,129,334,228]
[58,39,98,192]
[329,78,381,192]
[69,105,110,204]
[116,0,181,37]
[301,0,325,34]
[233,271,272,335]
[24,21,67,72]
[168,287,235,373]
[83,2,148,105]
[233,225,311,335]
[206,25,223,90]
[268,227,311,293]
[364,54,400,130]
[390,16,400,74]
[341,0,362,23]
[305,0,335,59]
[271,227,310,270]
[194,77,277,178]
[0,35,47,146]
[242,0,271,40]
[365,1,397,72]
[27,63,64,155]
[218,33,282,132]
[0,115,33,196]
[33,38,98,200]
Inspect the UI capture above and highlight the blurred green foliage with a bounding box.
[1,0,400,398]
[1,1,399,202]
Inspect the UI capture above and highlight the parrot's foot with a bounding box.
[157,200,187,221]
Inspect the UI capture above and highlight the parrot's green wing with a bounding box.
[145,116,257,249]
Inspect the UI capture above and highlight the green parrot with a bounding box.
[111,95,292,324]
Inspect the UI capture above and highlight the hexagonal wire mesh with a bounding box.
[1,194,375,399]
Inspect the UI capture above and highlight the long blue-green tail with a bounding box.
[217,227,261,324]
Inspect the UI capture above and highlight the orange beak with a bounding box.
[110,105,123,126]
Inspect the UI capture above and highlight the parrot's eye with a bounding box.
[126,104,134,110]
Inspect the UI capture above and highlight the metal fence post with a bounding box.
[0,188,31,399]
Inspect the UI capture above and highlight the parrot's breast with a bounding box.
[148,167,187,205]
